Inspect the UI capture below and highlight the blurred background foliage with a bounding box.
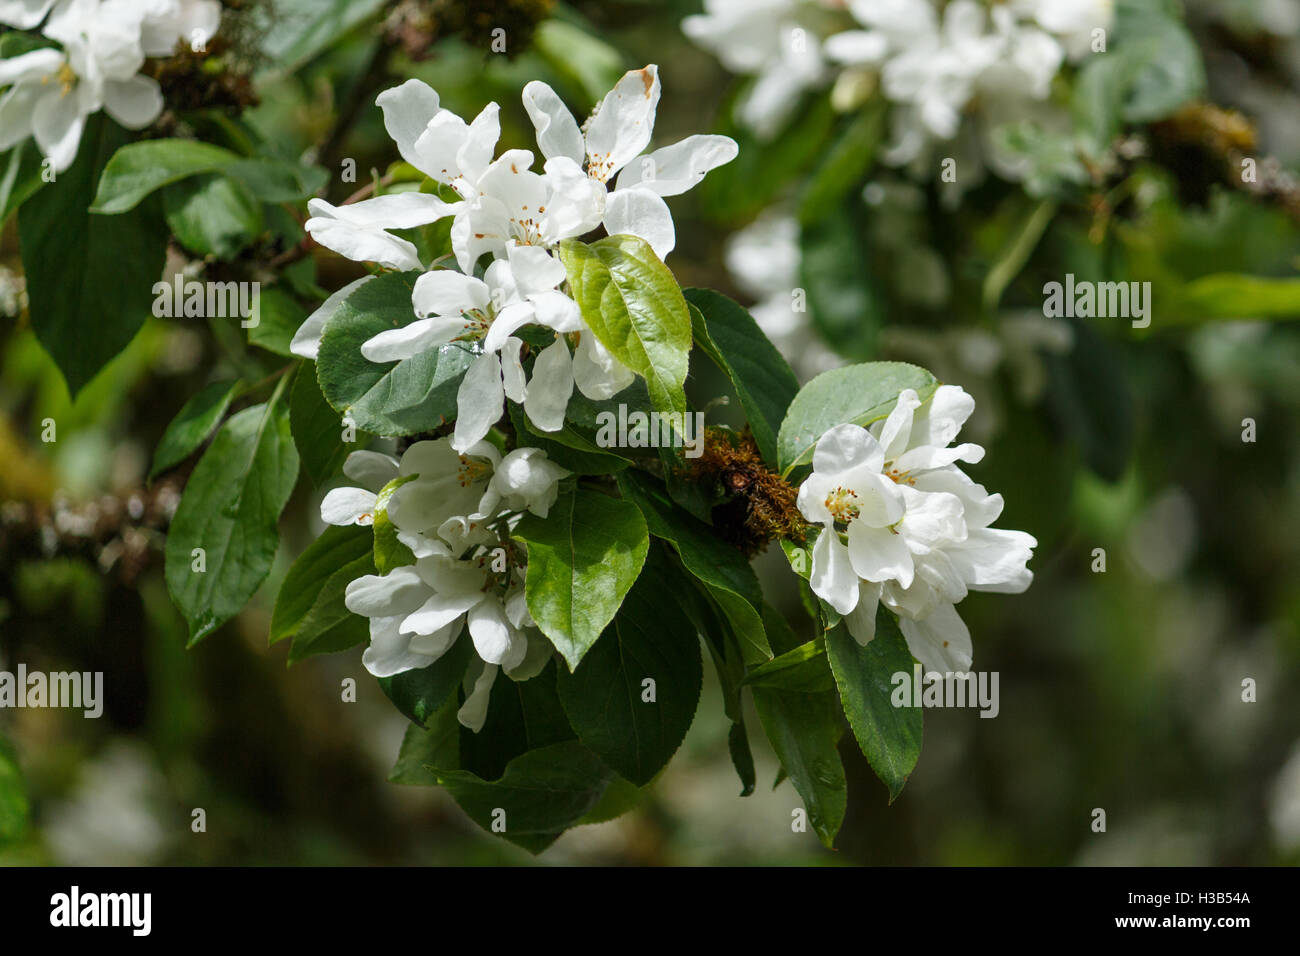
[1,0,1299,865]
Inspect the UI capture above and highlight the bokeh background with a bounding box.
[2,0,1299,865]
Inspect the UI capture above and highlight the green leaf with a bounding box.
[372,475,418,573]
[288,363,355,487]
[742,639,833,693]
[389,699,460,786]
[556,548,702,785]
[165,400,299,645]
[316,271,474,436]
[435,741,614,853]
[513,485,649,671]
[777,362,939,476]
[0,736,27,845]
[149,380,242,481]
[826,610,922,802]
[0,141,45,223]
[1173,273,1300,324]
[270,523,373,645]
[752,684,845,847]
[459,660,576,782]
[751,603,845,846]
[258,0,388,72]
[163,173,262,260]
[91,139,243,214]
[288,553,374,662]
[92,139,323,214]
[684,289,799,466]
[379,636,471,728]
[20,116,168,396]
[617,469,770,664]
[1114,0,1205,123]
[558,235,692,418]
[247,287,307,357]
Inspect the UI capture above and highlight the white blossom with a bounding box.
[797,385,1036,671]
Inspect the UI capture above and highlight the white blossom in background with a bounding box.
[723,211,842,381]
[797,385,1036,671]
[0,0,221,171]
[302,66,733,450]
[685,0,1113,182]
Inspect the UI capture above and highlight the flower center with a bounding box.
[884,463,916,486]
[457,455,492,487]
[824,486,861,525]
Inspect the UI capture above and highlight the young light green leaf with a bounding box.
[558,235,692,418]
[165,400,299,645]
[91,139,244,214]
[372,475,418,573]
[513,485,649,671]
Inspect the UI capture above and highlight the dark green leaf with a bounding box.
[513,485,649,671]
[270,522,373,645]
[163,173,262,259]
[379,636,471,727]
[685,289,799,466]
[150,380,242,481]
[165,400,299,644]
[556,548,702,785]
[316,271,474,436]
[288,363,356,487]
[826,610,922,802]
[21,116,168,395]
[247,287,307,357]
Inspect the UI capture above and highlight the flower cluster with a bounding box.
[685,0,1112,179]
[0,0,221,171]
[323,437,569,731]
[297,66,737,453]
[798,384,1036,672]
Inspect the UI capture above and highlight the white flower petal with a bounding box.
[361,615,434,679]
[523,338,574,433]
[345,566,427,618]
[320,487,377,526]
[572,332,635,400]
[401,590,481,637]
[361,316,463,363]
[376,79,444,178]
[847,521,915,587]
[291,276,372,359]
[457,661,498,732]
[467,598,516,665]
[341,450,400,489]
[843,582,882,646]
[615,134,738,197]
[899,603,973,673]
[101,74,163,130]
[452,351,505,452]
[522,80,584,164]
[810,528,859,616]
[585,65,661,182]
[603,187,675,258]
